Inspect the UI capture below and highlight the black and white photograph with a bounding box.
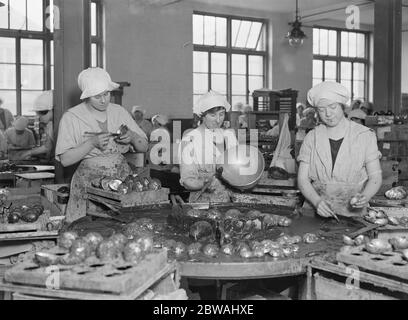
[0,0,407,304]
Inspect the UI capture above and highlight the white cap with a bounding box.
[307,81,350,107]
[193,90,231,116]
[131,105,145,115]
[78,67,119,100]
[33,90,53,111]
[152,114,169,126]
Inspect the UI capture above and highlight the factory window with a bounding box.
[313,27,369,102]
[193,13,268,107]
[0,0,53,116]
[91,0,103,68]
[0,0,102,115]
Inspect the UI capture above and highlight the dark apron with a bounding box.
[65,153,131,223]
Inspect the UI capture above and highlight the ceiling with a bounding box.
[191,0,408,26]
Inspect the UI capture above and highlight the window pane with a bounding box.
[0,90,17,115]
[313,60,322,79]
[51,65,54,90]
[27,0,43,31]
[247,22,262,49]
[211,74,226,94]
[193,14,204,45]
[215,17,226,47]
[21,65,44,89]
[203,15,215,46]
[193,73,208,94]
[313,28,319,54]
[256,25,266,51]
[313,78,322,87]
[231,95,246,107]
[0,64,16,89]
[340,80,351,99]
[0,38,16,63]
[353,63,365,81]
[249,56,263,75]
[232,54,246,75]
[328,30,337,56]
[231,20,239,48]
[324,61,336,80]
[341,31,349,57]
[231,75,246,95]
[21,39,43,64]
[22,90,42,116]
[10,0,26,30]
[353,80,365,99]
[91,43,97,67]
[234,20,251,48]
[357,33,365,58]
[0,1,9,28]
[211,53,226,74]
[319,29,328,55]
[91,2,97,36]
[348,32,357,58]
[50,40,54,66]
[341,62,351,80]
[193,51,208,73]
[249,75,263,93]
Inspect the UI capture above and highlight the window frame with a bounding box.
[0,0,53,116]
[312,25,370,101]
[90,0,103,68]
[193,11,269,105]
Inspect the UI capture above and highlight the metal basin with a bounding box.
[216,145,265,191]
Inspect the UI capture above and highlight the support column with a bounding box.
[373,0,402,113]
[53,0,91,183]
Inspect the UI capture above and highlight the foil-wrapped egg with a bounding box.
[220,243,234,256]
[303,233,319,244]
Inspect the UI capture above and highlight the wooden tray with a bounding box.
[86,186,170,207]
[5,249,168,295]
[336,246,408,281]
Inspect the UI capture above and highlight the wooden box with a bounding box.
[4,249,171,298]
[86,186,170,208]
[41,184,69,216]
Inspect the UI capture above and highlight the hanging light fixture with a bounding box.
[286,0,306,47]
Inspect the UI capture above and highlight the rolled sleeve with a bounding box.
[364,130,382,164]
[55,113,79,162]
[297,131,314,163]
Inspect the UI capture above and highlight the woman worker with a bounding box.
[19,90,55,161]
[297,81,382,218]
[179,90,238,203]
[55,67,148,222]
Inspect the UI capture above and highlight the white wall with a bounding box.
[104,0,313,118]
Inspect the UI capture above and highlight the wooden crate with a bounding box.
[336,246,408,281]
[305,259,408,300]
[1,261,179,300]
[86,186,170,208]
[41,184,69,216]
[0,211,60,241]
[4,249,169,297]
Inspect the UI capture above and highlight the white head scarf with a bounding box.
[152,114,169,126]
[33,90,53,111]
[307,81,350,107]
[78,68,119,100]
[193,90,231,116]
[131,105,145,115]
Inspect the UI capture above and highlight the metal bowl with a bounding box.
[216,145,265,191]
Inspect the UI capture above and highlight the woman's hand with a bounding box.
[316,199,335,218]
[350,193,368,208]
[91,133,111,150]
[115,131,133,145]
